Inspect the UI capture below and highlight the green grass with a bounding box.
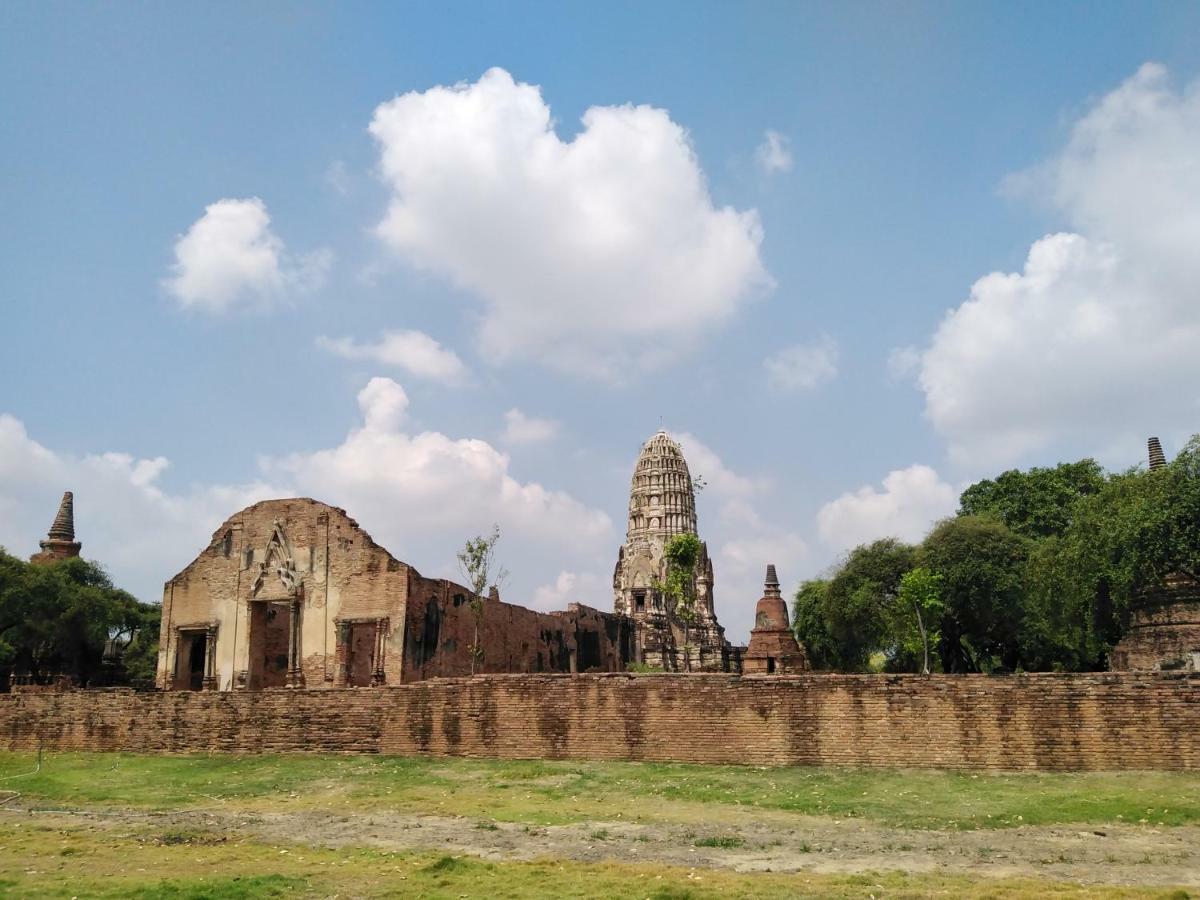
[2,750,1198,830]
[694,835,745,848]
[0,819,1188,899]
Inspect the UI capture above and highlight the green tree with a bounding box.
[656,533,702,671]
[920,516,1029,673]
[1041,436,1200,667]
[894,567,943,674]
[791,579,841,670]
[958,459,1104,539]
[0,549,158,686]
[457,526,508,676]
[821,539,917,672]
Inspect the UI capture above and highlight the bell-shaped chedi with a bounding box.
[30,491,83,565]
[744,564,809,675]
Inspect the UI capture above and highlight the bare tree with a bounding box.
[457,525,508,675]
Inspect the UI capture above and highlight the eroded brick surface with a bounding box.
[3,673,1196,771]
[156,498,634,691]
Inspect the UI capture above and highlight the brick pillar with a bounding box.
[202,624,218,690]
[372,618,388,686]
[286,599,304,688]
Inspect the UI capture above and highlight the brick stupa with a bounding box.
[1109,438,1200,672]
[30,491,82,565]
[743,564,809,674]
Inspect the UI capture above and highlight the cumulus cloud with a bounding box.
[0,382,612,606]
[531,570,609,612]
[817,464,957,552]
[669,431,764,499]
[765,336,839,392]
[368,67,770,378]
[0,414,278,603]
[914,63,1200,466]
[718,533,808,586]
[755,129,793,175]
[886,345,921,381]
[716,525,810,641]
[164,198,331,312]
[261,377,611,553]
[316,330,468,384]
[502,408,560,445]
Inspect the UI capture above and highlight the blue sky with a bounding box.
[4,2,1200,642]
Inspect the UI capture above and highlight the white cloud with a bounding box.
[765,335,839,392]
[531,570,609,612]
[164,198,331,312]
[717,529,810,639]
[719,533,809,587]
[817,464,957,551]
[502,408,560,445]
[261,377,612,560]
[0,382,612,607]
[914,63,1200,466]
[669,431,764,499]
[886,345,920,381]
[316,330,469,384]
[368,67,770,378]
[755,129,793,175]
[0,414,278,604]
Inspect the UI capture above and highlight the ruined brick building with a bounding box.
[156,430,751,691]
[612,431,742,671]
[157,498,636,691]
[1109,437,1200,672]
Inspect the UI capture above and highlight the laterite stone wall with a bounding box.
[2,673,1197,771]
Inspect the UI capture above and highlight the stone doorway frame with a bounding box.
[244,596,304,690]
[172,623,217,691]
[334,616,389,687]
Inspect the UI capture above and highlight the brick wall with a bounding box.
[2,673,1197,770]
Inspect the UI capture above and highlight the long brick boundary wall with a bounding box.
[2,673,1198,770]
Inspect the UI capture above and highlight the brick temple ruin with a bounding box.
[156,497,639,691]
[19,431,1198,693]
[612,430,744,670]
[155,430,759,691]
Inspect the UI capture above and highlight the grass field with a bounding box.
[3,751,1197,829]
[2,751,1198,898]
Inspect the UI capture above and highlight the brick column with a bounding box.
[372,617,389,686]
[286,599,304,688]
[202,624,218,690]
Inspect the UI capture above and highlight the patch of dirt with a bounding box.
[4,805,1198,888]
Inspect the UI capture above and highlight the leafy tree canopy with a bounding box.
[0,548,159,686]
[958,459,1104,538]
[794,436,1200,674]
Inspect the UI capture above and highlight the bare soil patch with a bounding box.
[6,803,1198,889]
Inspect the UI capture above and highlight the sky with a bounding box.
[4,2,1200,643]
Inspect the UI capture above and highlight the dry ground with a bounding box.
[1,751,1197,898]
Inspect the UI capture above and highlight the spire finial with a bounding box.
[1148,436,1167,471]
[47,491,75,542]
[764,563,780,595]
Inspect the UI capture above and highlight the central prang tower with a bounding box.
[613,431,736,671]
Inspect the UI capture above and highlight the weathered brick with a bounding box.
[2,673,1196,771]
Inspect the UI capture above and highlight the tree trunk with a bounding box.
[914,602,930,675]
